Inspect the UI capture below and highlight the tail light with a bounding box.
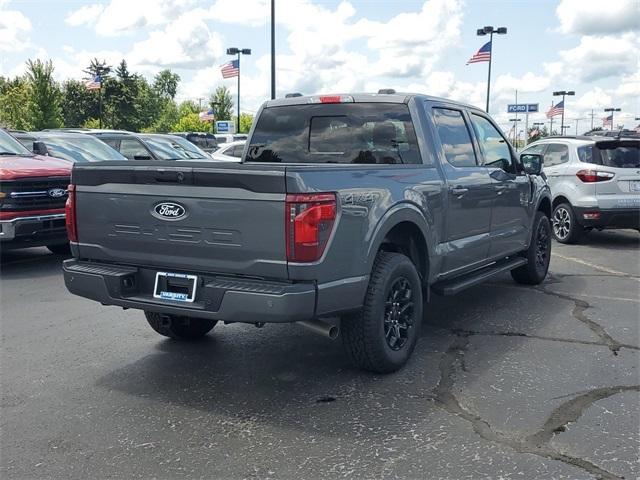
[285,193,337,262]
[576,169,615,183]
[65,184,77,242]
[308,95,354,104]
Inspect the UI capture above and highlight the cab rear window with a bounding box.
[246,103,421,164]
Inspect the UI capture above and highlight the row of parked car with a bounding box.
[0,128,246,253]
[10,129,247,163]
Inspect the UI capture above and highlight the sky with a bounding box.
[1,0,639,133]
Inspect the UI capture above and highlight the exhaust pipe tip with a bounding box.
[297,319,339,340]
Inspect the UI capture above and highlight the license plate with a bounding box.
[630,180,640,192]
[153,272,198,303]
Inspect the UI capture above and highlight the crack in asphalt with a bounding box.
[535,286,624,355]
[526,385,640,445]
[433,333,630,480]
[445,328,639,352]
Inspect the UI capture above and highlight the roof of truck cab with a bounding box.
[263,92,481,112]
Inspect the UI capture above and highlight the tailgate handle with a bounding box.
[155,170,186,183]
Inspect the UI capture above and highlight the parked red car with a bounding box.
[0,129,72,253]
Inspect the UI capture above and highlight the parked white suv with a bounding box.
[521,136,640,243]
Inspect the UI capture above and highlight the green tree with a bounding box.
[172,113,210,132]
[178,100,199,117]
[61,80,96,127]
[83,58,112,79]
[154,69,180,100]
[109,59,140,130]
[148,100,179,133]
[239,112,253,133]
[0,79,33,130]
[210,86,233,121]
[25,59,62,129]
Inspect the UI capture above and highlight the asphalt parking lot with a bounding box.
[1,230,639,480]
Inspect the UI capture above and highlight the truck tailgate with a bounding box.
[72,162,288,278]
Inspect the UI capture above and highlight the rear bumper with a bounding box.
[0,212,67,248]
[63,259,366,323]
[573,207,640,229]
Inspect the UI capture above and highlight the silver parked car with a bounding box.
[522,136,640,243]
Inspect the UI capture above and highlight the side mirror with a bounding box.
[520,153,543,175]
[33,141,48,156]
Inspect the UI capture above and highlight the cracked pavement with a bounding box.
[2,229,639,479]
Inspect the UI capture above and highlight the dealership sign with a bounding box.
[507,104,539,113]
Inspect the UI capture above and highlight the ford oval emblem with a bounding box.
[48,188,67,198]
[153,202,186,220]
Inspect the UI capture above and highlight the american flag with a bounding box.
[466,41,491,64]
[546,100,564,119]
[84,75,102,91]
[529,128,540,138]
[199,109,215,121]
[220,59,240,78]
[602,114,613,127]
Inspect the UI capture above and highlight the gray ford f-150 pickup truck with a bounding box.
[63,92,552,373]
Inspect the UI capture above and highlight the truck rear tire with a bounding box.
[511,211,551,285]
[342,252,422,374]
[144,311,217,340]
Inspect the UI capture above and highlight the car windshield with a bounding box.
[143,136,209,160]
[0,130,33,156]
[579,142,640,168]
[41,135,127,162]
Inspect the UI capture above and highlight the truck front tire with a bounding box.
[342,252,423,374]
[511,211,551,285]
[144,311,217,340]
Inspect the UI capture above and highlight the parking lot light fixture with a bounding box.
[476,25,507,113]
[226,47,252,132]
[552,90,575,133]
[604,107,621,131]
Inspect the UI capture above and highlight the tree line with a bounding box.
[0,58,253,133]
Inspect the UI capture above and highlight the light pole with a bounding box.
[271,0,275,100]
[476,25,507,113]
[210,101,221,134]
[552,90,574,133]
[604,107,621,131]
[226,47,252,132]
[509,117,521,147]
[574,117,586,135]
[561,125,570,136]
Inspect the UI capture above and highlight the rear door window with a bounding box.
[432,108,477,167]
[119,138,152,160]
[543,144,569,167]
[246,103,421,164]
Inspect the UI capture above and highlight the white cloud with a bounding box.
[64,0,195,36]
[0,0,31,52]
[128,10,223,70]
[556,33,639,82]
[65,4,105,27]
[208,0,268,27]
[556,0,640,35]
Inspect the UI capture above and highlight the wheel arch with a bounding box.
[365,204,434,286]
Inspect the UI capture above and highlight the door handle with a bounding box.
[450,186,469,196]
[494,184,507,195]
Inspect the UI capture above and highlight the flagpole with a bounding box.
[237,51,241,133]
[485,31,493,113]
[98,82,103,129]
